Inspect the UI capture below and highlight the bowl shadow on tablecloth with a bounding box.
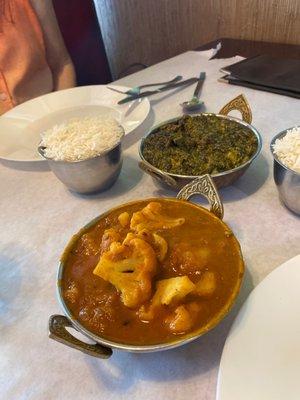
[220,154,269,203]
[0,159,50,172]
[0,246,36,331]
[85,268,254,393]
[152,154,269,204]
[70,154,143,200]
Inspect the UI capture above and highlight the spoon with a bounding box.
[181,72,206,112]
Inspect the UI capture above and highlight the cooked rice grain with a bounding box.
[272,127,300,173]
[40,116,124,161]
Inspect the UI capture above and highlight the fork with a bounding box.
[108,75,183,96]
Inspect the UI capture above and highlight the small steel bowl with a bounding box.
[38,140,123,194]
[270,128,300,215]
[139,113,262,190]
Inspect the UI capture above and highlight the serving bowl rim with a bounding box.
[139,113,262,179]
[56,197,245,352]
[270,127,300,176]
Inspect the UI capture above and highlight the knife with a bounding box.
[118,77,198,104]
[108,75,183,95]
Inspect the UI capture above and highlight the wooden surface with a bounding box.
[94,0,300,78]
[197,38,300,59]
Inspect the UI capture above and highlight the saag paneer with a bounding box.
[142,115,258,176]
[62,200,243,345]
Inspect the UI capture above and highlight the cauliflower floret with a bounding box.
[123,230,168,262]
[165,305,193,334]
[139,276,195,321]
[118,212,130,228]
[100,228,121,254]
[194,271,216,297]
[153,233,168,262]
[130,202,185,233]
[93,237,157,308]
[122,232,137,245]
[154,276,195,305]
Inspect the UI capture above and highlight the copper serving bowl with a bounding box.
[49,175,244,358]
[139,94,262,190]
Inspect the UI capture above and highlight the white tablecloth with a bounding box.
[1,50,299,400]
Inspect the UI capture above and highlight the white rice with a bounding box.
[40,116,124,161]
[272,127,300,173]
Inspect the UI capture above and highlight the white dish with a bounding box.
[217,254,300,400]
[0,85,150,162]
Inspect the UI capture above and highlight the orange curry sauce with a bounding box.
[62,199,243,345]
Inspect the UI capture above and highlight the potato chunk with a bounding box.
[169,242,210,273]
[93,237,157,308]
[165,305,193,334]
[118,212,130,228]
[139,276,195,321]
[165,301,202,334]
[194,271,216,297]
[100,228,121,254]
[130,202,185,233]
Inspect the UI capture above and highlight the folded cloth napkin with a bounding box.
[220,54,300,99]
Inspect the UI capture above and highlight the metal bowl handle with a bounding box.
[49,315,112,359]
[219,94,252,124]
[139,161,178,189]
[177,174,224,219]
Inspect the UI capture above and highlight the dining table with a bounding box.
[1,40,299,400]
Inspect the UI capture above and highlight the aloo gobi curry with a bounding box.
[62,199,243,345]
[142,115,258,176]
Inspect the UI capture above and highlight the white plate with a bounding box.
[0,85,150,162]
[217,254,300,400]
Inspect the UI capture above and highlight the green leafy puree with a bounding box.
[142,115,258,175]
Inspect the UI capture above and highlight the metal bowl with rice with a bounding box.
[38,116,124,194]
[270,127,300,215]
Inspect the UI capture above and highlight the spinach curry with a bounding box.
[142,115,258,176]
[62,199,243,345]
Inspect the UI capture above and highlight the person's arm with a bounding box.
[31,0,76,90]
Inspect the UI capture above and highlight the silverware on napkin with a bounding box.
[118,77,198,104]
[108,75,183,96]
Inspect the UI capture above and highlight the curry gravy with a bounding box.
[62,199,243,345]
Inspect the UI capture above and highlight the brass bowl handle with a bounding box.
[219,94,252,124]
[139,161,178,189]
[177,174,224,219]
[48,315,112,359]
